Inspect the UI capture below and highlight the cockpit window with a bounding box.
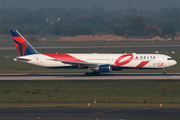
[167,58,173,60]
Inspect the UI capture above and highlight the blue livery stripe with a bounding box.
[25,45,39,56]
[10,30,21,37]
[13,40,23,56]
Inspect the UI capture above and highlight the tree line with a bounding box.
[0,6,179,37]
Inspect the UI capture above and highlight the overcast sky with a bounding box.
[0,0,179,11]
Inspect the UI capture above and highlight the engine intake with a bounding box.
[98,64,112,72]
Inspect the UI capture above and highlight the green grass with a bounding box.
[0,46,179,73]
[0,103,179,108]
[0,80,179,103]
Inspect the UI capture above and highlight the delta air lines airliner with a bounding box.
[10,30,177,75]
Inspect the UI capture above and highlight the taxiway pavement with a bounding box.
[0,108,179,120]
[0,73,180,80]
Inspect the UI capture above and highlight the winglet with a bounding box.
[10,29,39,56]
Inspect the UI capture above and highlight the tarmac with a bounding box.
[0,73,180,80]
[0,108,179,120]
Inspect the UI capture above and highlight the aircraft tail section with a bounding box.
[10,29,39,56]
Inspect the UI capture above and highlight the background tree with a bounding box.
[63,27,92,36]
[0,18,12,25]
[129,15,145,35]
[52,24,62,35]
[142,26,160,36]
[27,37,37,41]
[88,15,104,24]
[82,28,92,35]
[74,28,83,35]
[1,27,10,34]
[114,27,124,36]
[25,29,36,35]
[161,25,175,36]
[33,14,47,25]
[0,7,179,36]
[124,28,136,35]
[63,27,75,36]
[58,16,72,25]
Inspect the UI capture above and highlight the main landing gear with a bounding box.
[162,68,167,75]
[85,72,100,76]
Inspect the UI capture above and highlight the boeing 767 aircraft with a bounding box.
[10,29,177,75]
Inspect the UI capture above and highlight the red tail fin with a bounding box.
[10,30,39,56]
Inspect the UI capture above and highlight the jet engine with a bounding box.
[97,64,112,72]
[86,64,112,73]
[91,64,112,72]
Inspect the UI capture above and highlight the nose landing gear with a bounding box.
[162,68,166,75]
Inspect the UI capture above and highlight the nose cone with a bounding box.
[167,59,177,67]
[173,60,177,66]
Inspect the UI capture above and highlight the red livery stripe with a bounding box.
[158,62,164,67]
[14,42,21,56]
[13,37,26,43]
[13,36,29,56]
[134,61,150,69]
[44,54,87,63]
[115,54,133,66]
[21,41,28,56]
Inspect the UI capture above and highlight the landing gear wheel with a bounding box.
[92,72,100,75]
[162,68,167,75]
[85,72,100,76]
[162,72,166,75]
[85,72,90,76]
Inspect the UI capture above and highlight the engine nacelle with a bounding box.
[98,64,112,72]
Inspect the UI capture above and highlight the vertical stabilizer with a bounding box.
[10,30,39,56]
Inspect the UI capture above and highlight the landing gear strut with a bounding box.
[162,68,166,75]
[85,72,100,76]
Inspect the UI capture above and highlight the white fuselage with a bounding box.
[14,53,177,70]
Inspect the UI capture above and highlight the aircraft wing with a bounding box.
[50,59,99,68]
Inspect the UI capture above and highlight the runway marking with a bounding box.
[93,108,120,115]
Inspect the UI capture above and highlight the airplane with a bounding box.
[10,29,177,75]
